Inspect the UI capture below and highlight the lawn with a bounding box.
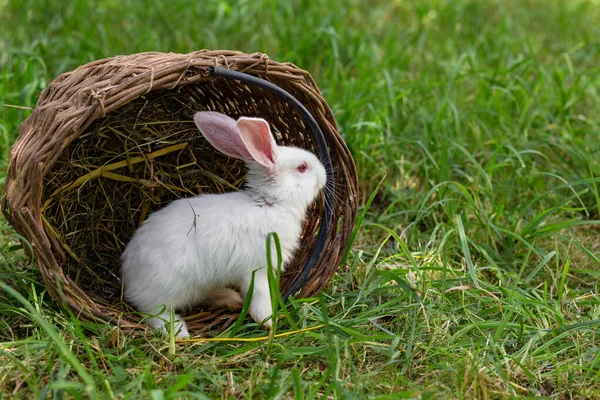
[1,0,599,398]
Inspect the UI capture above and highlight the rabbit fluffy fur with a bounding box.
[121,112,326,337]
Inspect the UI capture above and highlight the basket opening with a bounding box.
[41,78,323,314]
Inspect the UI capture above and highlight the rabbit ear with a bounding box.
[236,117,278,172]
[194,112,252,159]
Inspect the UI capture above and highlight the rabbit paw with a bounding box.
[148,312,189,338]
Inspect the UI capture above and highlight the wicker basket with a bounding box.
[2,50,358,335]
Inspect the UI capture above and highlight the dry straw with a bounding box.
[2,50,358,335]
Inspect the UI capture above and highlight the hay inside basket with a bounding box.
[3,50,358,335]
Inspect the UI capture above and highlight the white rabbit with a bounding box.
[121,111,327,338]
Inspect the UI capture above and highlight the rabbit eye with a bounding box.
[297,161,308,173]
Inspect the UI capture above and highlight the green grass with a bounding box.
[1,0,600,398]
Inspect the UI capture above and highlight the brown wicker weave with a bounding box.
[2,50,358,335]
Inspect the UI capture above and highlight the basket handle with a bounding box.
[210,66,335,301]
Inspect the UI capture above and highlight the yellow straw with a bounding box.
[49,142,188,198]
[176,324,325,344]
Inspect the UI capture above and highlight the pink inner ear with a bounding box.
[193,112,251,159]
[236,118,277,169]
